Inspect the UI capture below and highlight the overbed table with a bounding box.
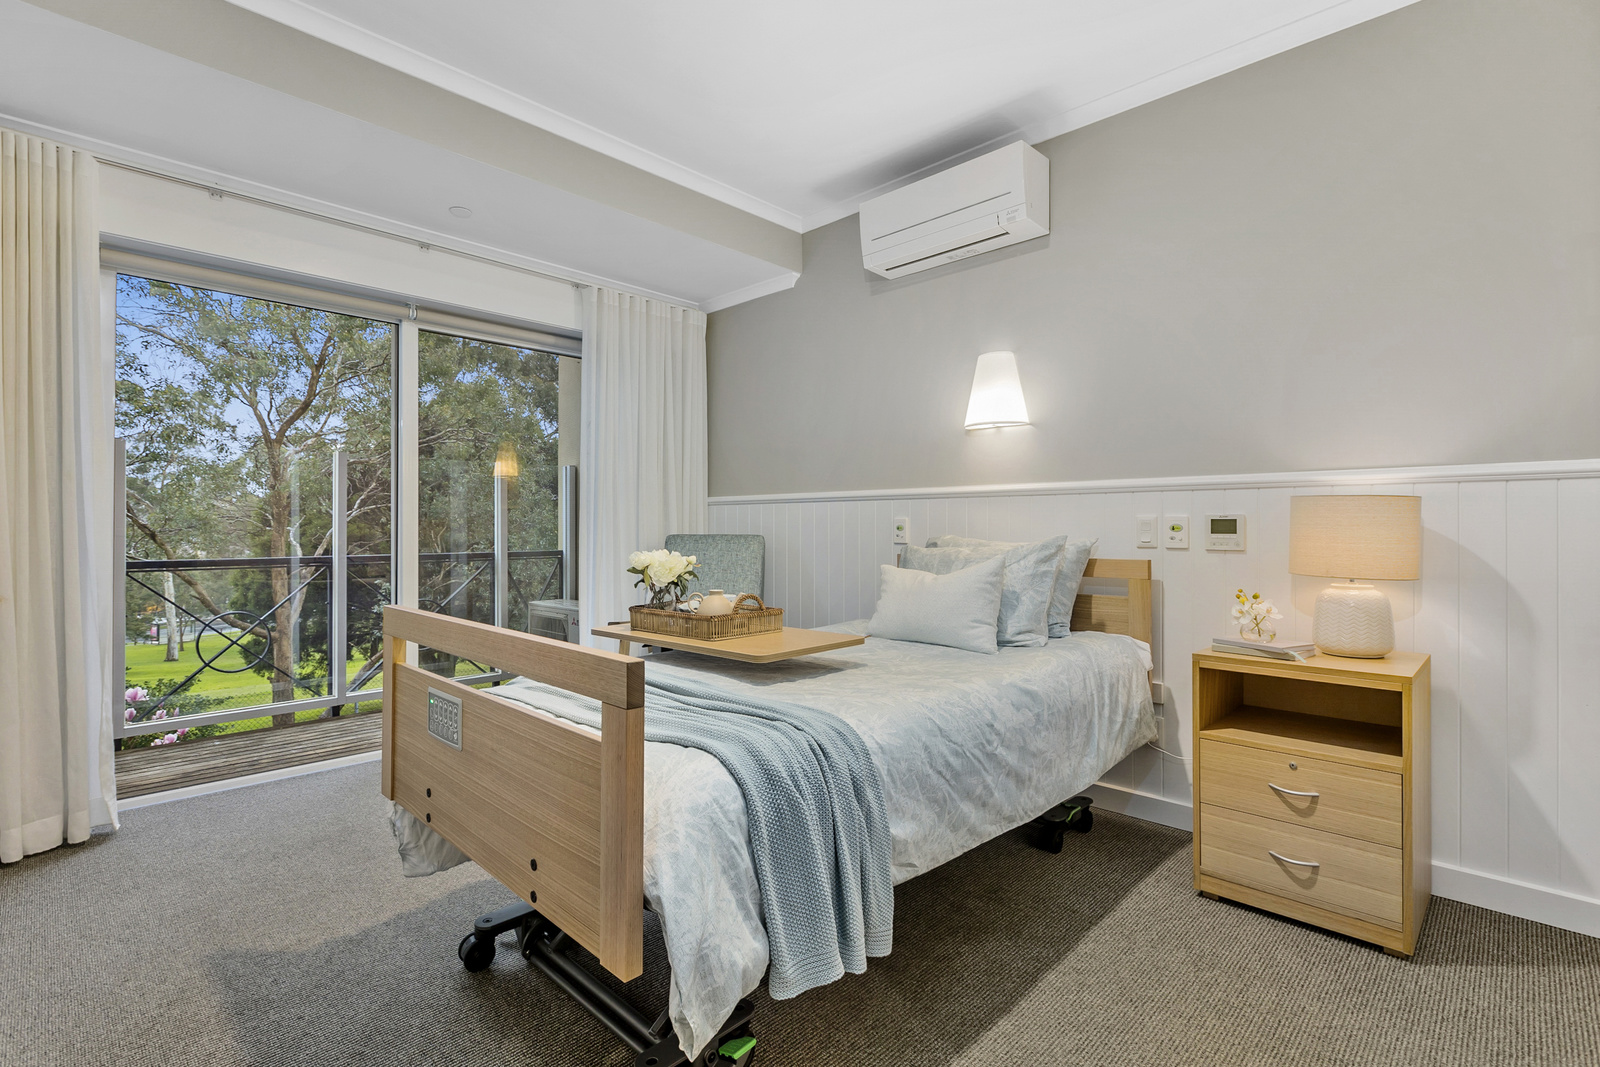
[590,623,865,663]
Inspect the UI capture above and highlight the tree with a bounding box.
[116,277,566,729]
[118,277,392,725]
[416,330,560,635]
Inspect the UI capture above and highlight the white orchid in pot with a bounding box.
[1232,588,1284,643]
[628,549,702,609]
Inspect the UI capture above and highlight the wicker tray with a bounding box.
[629,594,782,641]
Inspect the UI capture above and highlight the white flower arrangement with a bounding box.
[628,548,701,608]
[1232,588,1284,642]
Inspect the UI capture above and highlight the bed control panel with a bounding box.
[427,687,464,750]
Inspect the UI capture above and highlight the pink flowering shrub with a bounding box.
[121,678,224,750]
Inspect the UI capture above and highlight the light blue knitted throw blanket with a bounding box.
[515,672,895,999]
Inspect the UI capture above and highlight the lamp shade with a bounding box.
[964,351,1029,429]
[1290,495,1421,580]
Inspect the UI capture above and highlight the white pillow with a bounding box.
[866,556,1004,654]
[899,538,1062,647]
[925,534,1097,638]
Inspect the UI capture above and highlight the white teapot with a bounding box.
[695,589,735,616]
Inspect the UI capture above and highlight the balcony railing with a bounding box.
[118,548,562,739]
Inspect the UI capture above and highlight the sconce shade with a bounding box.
[493,439,520,479]
[1290,495,1421,580]
[964,351,1029,429]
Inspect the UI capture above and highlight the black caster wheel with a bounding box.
[458,933,496,972]
[1069,809,1093,834]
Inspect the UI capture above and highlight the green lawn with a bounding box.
[123,640,382,737]
[123,638,488,739]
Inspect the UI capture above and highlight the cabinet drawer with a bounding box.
[1199,739,1402,847]
[1200,805,1402,928]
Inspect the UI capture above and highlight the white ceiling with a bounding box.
[0,0,793,309]
[229,0,1418,230]
[2,0,1416,311]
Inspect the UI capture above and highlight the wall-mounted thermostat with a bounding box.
[1163,516,1189,549]
[1205,514,1247,551]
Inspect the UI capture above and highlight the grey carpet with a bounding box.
[2,763,1597,1067]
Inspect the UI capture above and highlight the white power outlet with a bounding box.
[1164,515,1190,549]
[1136,514,1157,549]
[892,516,910,545]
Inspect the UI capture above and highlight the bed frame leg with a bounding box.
[1029,795,1095,853]
[462,909,755,1067]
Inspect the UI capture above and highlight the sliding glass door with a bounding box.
[414,329,564,680]
[113,259,579,747]
[115,274,393,743]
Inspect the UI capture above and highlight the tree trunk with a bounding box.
[163,571,181,661]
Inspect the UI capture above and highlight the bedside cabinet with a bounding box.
[1192,649,1431,957]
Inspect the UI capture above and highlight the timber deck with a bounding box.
[115,713,382,798]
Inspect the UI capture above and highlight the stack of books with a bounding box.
[1211,636,1317,661]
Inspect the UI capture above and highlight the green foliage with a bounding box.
[115,275,566,713]
[415,330,561,628]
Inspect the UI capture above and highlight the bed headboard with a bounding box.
[1071,558,1153,646]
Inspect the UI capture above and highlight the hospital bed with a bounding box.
[381,558,1156,1066]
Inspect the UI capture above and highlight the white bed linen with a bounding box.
[488,623,1156,1058]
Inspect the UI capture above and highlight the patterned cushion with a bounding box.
[899,538,1062,648]
[664,534,766,599]
[924,534,1097,638]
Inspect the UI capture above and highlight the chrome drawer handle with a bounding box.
[1268,849,1320,869]
[1268,782,1320,798]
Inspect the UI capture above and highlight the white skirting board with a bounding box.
[1084,782,1193,832]
[1089,781,1600,940]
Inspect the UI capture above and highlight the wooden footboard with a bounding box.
[381,606,646,980]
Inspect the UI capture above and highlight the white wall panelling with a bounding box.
[709,459,1600,937]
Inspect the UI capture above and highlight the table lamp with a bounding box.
[1289,495,1421,658]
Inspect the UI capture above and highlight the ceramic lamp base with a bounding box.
[1312,581,1394,658]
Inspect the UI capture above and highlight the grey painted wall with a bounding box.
[706,0,1600,497]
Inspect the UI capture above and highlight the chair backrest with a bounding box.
[663,534,766,600]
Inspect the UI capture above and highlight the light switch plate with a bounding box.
[1136,514,1157,549]
[892,516,910,545]
[1164,515,1190,549]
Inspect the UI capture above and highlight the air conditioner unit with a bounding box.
[527,598,580,643]
[859,141,1049,279]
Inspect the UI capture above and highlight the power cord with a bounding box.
[1145,742,1193,762]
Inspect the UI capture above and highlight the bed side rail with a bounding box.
[381,606,645,980]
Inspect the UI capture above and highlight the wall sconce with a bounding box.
[964,350,1029,429]
[493,439,520,479]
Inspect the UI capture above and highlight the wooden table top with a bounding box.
[590,623,866,664]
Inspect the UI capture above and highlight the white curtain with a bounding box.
[0,130,117,863]
[578,287,708,645]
